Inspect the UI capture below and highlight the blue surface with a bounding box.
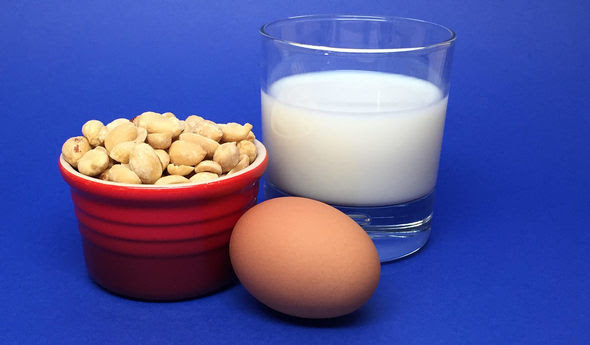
[1,1,589,344]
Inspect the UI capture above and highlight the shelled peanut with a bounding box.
[61,112,257,185]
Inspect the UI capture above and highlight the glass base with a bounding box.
[264,181,433,262]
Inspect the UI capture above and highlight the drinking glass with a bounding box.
[260,15,455,262]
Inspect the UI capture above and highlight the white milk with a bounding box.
[261,70,448,206]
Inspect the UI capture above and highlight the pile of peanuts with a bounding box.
[61,112,258,185]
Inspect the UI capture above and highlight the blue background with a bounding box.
[1,1,589,344]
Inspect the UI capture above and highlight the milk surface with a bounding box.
[262,70,448,206]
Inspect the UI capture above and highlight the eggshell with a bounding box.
[229,197,380,319]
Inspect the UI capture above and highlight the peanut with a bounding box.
[169,140,206,166]
[77,147,110,176]
[94,146,107,153]
[99,168,110,181]
[135,127,148,143]
[179,132,219,158]
[147,132,172,150]
[146,116,183,137]
[184,115,205,135]
[221,122,253,142]
[128,143,163,184]
[213,142,240,173]
[82,120,105,147]
[133,111,161,128]
[154,149,170,170]
[185,115,205,127]
[105,164,142,184]
[187,120,223,142]
[106,118,131,131]
[189,172,218,183]
[109,141,136,163]
[237,140,257,164]
[195,160,222,175]
[228,154,250,175]
[62,136,91,168]
[104,123,138,152]
[99,146,115,169]
[155,175,190,185]
[174,120,185,138]
[167,163,194,176]
[98,126,109,144]
[98,118,131,145]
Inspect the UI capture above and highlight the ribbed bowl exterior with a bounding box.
[59,142,267,301]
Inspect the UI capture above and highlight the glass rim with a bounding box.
[260,14,456,53]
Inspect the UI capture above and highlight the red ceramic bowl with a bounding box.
[59,140,267,301]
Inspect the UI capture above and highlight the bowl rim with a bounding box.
[59,140,268,200]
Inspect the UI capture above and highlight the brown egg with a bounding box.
[230,197,380,319]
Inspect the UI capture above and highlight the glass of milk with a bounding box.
[260,15,456,262]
